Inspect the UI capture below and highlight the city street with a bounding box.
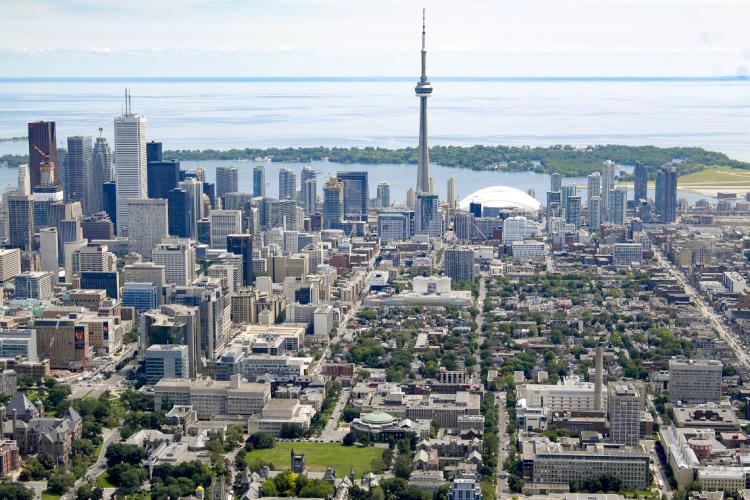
[320,387,351,442]
[655,249,750,369]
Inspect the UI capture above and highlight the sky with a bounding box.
[1,0,749,77]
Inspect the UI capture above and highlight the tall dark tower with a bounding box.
[415,9,433,194]
[28,121,58,191]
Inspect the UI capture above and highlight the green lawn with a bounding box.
[244,442,384,477]
[42,491,61,500]
[679,166,750,185]
[95,471,116,488]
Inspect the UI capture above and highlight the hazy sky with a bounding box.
[1,0,749,77]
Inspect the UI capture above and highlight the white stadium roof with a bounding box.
[458,185,542,212]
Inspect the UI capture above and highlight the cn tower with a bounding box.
[415,9,433,194]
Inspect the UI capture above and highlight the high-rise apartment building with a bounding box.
[566,196,582,229]
[323,178,344,230]
[28,121,58,191]
[589,196,602,229]
[302,179,317,215]
[655,164,677,224]
[415,193,442,237]
[127,199,168,259]
[607,188,627,225]
[633,161,648,203]
[376,182,391,209]
[668,359,722,404]
[337,171,368,220]
[550,172,562,192]
[17,165,30,196]
[278,168,296,200]
[8,194,34,252]
[446,177,455,209]
[216,166,239,198]
[587,172,601,215]
[65,136,93,213]
[253,165,266,197]
[444,247,474,281]
[600,160,616,221]
[608,384,640,446]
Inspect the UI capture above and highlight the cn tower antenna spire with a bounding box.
[415,8,433,194]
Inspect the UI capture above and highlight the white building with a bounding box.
[15,271,53,300]
[722,271,747,293]
[502,216,539,244]
[313,304,335,336]
[153,239,196,286]
[613,243,643,267]
[0,328,37,360]
[127,198,168,259]
[0,248,21,283]
[517,376,603,412]
[39,229,58,277]
[209,210,242,249]
[114,107,147,236]
[145,345,190,385]
[669,359,722,404]
[511,241,545,260]
[154,375,271,420]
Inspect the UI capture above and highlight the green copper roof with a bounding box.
[361,411,396,425]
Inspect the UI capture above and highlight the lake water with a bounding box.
[1,76,745,203]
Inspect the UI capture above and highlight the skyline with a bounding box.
[2,0,750,78]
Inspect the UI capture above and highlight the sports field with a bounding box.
[244,441,385,477]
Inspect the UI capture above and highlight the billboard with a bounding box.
[74,325,85,350]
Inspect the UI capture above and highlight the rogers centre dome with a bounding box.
[458,185,542,212]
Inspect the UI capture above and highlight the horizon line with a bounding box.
[0,75,749,83]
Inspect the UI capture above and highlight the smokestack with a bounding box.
[595,342,604,411]
[11,408,17,432]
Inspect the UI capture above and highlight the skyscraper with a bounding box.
[227,234,254,286]
[444,247,474,281]
[608,188,627,225]
[127,199,168,259]
[376,182,391,209]
[302,179,317,215]
[550,172,562,192]
[565,196,582,229]
[337,171,368,220]
[92,131,114,214]
[114,91,147,236]
[167,188,190,238]
[301,167,317,184]
[17,165,30,195]
[561,185,577,219]
[279,168,296,200]
[655,164,677,223]
[415,9,433,194]
[633,161,648,203]
[447,177,456,209]
[601,160,616,221]
[608,384,640,446]
[415,193,442,237]
[209,210,242,249]
[102,182,117,228]
[253,165,266,197]
[65,136,93,213]
[589,196,602,229]
[216,166,239,198]
[147,160,180,200]
[147,141,163,163]
[406,188,416,209]
[8,193,34,252]
[587,172,601,228]
[322,177,344,229]
[28,121,57,191]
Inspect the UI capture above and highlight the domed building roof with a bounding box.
[360,411,396,425]
[458,185,541,212]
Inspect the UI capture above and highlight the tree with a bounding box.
[47,471,76,494]
[279,423,305,439]
[106,443,147,467]
[341,404,360,423]
[47,383,72,407]
[0,481,34,500]
[108,463,147,494]
[247,432,275,450]
[225,425,245,450]
[75,481,104,500]
[343,432,357,446]
[393,454,412,480]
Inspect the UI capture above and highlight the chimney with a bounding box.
[594,342,604,411]
[11,409,17,432]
